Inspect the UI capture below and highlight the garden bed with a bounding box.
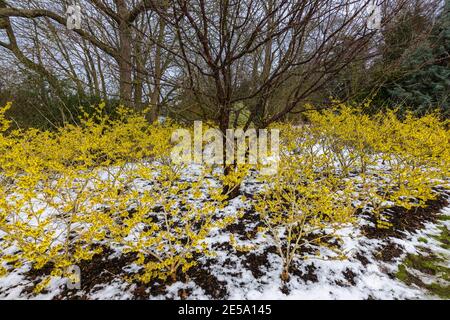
[0,180,448,300]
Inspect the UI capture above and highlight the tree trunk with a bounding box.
[116,0,133,106]
[149,18,166,122]
[134,33,144,110]
[219,107,241,200]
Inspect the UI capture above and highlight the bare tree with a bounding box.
[137,0,405,197]
[0,0,174,119]
[0,0,415,198]
[154,1,406,129]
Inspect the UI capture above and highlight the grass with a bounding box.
[431,226,450,250]
[396,217,450,299]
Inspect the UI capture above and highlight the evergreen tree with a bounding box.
[386,1,450,115]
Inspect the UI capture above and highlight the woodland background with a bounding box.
[0,0,448,130]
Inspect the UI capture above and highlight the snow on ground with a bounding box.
[0,169,448,300]
[157,203,448,300]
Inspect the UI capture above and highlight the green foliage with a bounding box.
[396,250,450,299]
[396,208,450,299]
[0,74,115,129]
[383,2,450,115]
